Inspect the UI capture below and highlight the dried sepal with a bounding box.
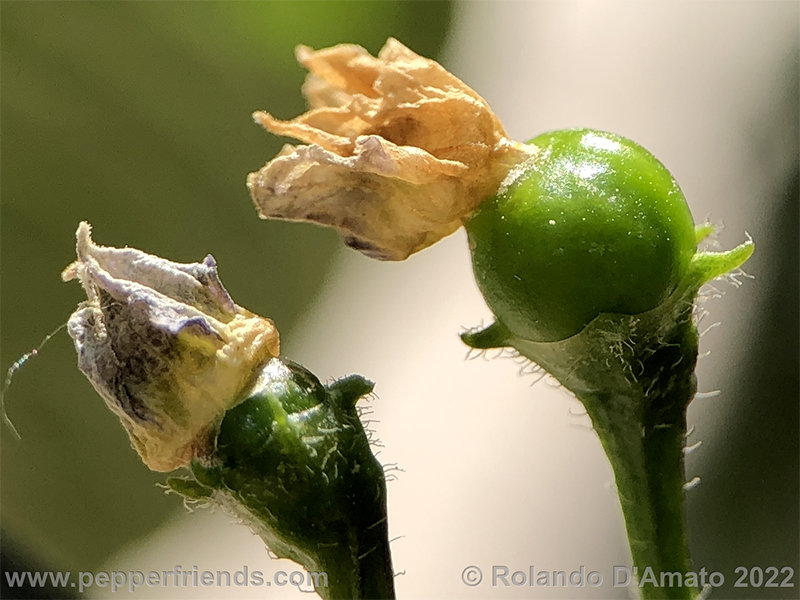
[248,38,533,260]
[62,222,279,471]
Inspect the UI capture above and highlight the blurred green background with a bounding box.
[0,0,452,591]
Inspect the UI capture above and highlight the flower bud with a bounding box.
[247,38,532,260]
[62,222,279,472]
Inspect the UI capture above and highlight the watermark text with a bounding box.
[4,564,328,594]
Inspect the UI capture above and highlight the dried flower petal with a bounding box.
[247,38,533,260]
[62,222,279,471]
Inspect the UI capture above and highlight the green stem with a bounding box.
[314,491,395,600]
[310,377,397,600]
[464,293,707,600]
[578,317,698,600]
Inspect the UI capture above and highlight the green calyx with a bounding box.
[462,230,753,393]
[167,358,394,600]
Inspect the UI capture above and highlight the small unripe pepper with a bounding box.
[460,131,752,600]
[467,128,697,342]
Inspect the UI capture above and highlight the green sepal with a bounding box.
[189,461,224,489]
[694,222,715,244]
[460,320,512,350]
[165,476,214,500]
[686,240,754,289]
[326,375,375,409]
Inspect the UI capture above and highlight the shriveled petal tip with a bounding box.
[63,222,240,321]
[248,137,470,260]
[63,222,279,471]
[249,38,531,260]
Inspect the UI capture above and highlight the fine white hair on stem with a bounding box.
[381,462,404,483]
[528,371,548,387]
[683,440,703,455]
[682,476,702,492]
[724,266,755,288]
[464,347,485,361]
[699,321,722,337]
[484,348,505,361]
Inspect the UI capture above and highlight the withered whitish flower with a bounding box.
[62,222,279,472]
[247,38,533,260]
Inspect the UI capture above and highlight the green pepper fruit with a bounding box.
[462,128,753,600]
[467,128,698,342]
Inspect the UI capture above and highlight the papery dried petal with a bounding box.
[248,38,533,260]
[62,222,279,471]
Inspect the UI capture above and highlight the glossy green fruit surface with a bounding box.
[467,129,696,342]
